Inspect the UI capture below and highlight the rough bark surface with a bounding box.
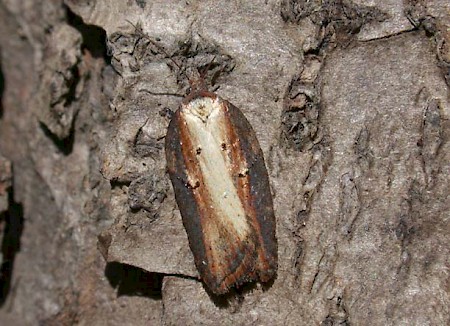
[0,0,448,325]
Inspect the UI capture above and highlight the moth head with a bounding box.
[185,55,217,94]
[186,67,208,94]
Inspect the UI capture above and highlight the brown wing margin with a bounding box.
[224,100,278,282]
[165,111,209,279]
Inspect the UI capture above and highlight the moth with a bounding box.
[126,20,277,294]
[164,64,277,294]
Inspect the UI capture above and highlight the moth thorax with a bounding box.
[184,97,220,123]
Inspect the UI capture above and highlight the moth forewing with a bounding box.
[166,90,277,295]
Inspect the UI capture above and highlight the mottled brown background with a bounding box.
[0,0,448,325]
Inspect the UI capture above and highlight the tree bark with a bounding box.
[0,0,448,325]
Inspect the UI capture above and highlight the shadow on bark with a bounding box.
[105,262,163,299]
[66,4,110,62]
[0,187,24,306]
[39,122,76,156]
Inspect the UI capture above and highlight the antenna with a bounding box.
[199,55,216,79]
[126,20,182,71]
[125,20,221,93]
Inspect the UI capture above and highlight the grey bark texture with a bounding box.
[0,0,449,325]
